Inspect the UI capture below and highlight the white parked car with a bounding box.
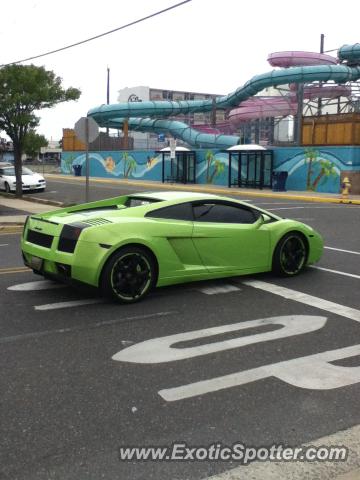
[0,164,46,193]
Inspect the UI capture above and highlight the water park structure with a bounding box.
[61,43,360,194]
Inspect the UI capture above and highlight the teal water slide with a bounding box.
[88,44,360,149]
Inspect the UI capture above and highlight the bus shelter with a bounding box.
[225,145,273,189]
[157,147,196,184]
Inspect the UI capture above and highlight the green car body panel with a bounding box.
[21,191,323,290]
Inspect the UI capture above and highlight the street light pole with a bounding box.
[85,117,90,203]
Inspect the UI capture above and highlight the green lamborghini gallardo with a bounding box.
[21,191,323,303]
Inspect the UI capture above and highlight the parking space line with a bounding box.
[34,299,103,311]
[197,284,241,295]
[0,267,30,275]
[310,266,360,279]
[0,311,177,344]
[243,280,360,322]
[0,243,9,247]
[267,207,305,210]
[8,280,66,291]
[325,246,360,255]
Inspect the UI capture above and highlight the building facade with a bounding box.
[117,86,227,149]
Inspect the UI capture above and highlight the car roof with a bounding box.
[132,191,222,202]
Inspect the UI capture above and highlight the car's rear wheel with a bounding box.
[4,182,10,193]
[101,246,156,303]
[272,232,307,276]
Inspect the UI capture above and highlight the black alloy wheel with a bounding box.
[273,233,307,276]
[101,246,156,303]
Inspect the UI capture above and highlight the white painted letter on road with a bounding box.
[159,344,360,401]
[112,315,327,364]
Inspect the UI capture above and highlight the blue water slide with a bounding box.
[88,46,360,149]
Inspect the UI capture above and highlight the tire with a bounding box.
[272,232,307,276]
[101,246,156,303]
[4,182,10,193]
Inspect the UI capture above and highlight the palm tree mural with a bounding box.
[304,148,317,190]
[304,148,337,191]
[63,154,76,174]
[121,152,137,179]
[205,150,214,183]
[208,159,225,184]
[310,160,337,191]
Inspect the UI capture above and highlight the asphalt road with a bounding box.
[1,183,360,480]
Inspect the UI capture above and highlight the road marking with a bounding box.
[0,231,22,236]
[268,205,358,210]
[113,315,327,364]
[310,266,360,280]
[267,207,305,210]
[0,311,177,344]
[197,284,241,295]
[0,243,9,247]
[8,280,66,291]
[325,246,360,255]
[159,343,360,401]
[254,202,313,206]
[243,280,360,322]
[0,266,30,275]
[34,299,102,311]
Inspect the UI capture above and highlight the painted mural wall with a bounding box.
[61,146,360,193]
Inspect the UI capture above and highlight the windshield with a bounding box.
[2,167,33,176]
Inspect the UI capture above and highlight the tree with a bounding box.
[0,64,80,196]
[23,130,48,161]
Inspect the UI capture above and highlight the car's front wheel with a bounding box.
[101,246,156,303]
[4,182,11,193]
[272,232,307,276]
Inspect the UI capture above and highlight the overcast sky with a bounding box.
[2,0,360,140]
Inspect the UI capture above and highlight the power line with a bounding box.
[1,0,192,67]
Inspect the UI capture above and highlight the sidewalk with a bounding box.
[0,196,59,228]
[204,424,360,480]
[46,173,360,205]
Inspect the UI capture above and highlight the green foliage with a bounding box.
[303,147,337,191]
[121,152,137,178]
[0,64,80,195]
[23,130,48,158]
[205,150,214,183]
[208,158,225,184]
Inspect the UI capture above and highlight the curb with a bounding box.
[45,174,360,205]
[0,191,65,207]
[0,225,23,233]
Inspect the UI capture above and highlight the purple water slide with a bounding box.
[229,97,297,124]
[228,51,349,125]
[267,51,337,67]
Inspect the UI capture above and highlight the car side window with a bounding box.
[193,201,259,224]
[145,202,193,221]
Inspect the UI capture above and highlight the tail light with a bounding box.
[22,215,29,238]
[58,222,90,253]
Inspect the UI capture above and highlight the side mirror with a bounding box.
[261,213,272,223]
[256,213,272,227]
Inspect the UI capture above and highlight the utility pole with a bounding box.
[106,66,110,137]
[317,34,325,116]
